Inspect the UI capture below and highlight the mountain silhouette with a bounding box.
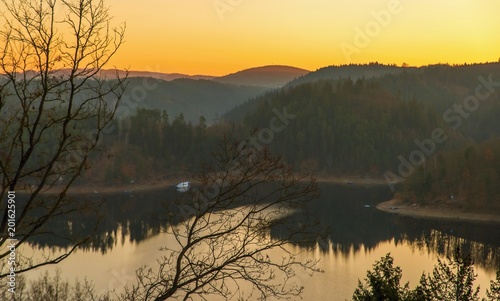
[215,65,310,88]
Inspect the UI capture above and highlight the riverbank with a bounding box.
[315,175,389,186]
[17,178,186,195]
[19,175,388,195]
[377,199,500,224]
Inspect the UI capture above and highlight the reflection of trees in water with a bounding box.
[26,188,178,253]
[402,229,500,273]
[274,184,396,254]
[383,215,500,272]
[27,185,262,253]
[26,184,500,272]
[276,184,500,272]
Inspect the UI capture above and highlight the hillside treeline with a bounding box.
[83,63,500,210]
[85,78,445,181]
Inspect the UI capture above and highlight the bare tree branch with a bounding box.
[122,134,322,301]
[0,0,126,277]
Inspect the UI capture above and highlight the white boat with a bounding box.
[176,182,190,188]
[176,181,190,193]
[177,186,189,193]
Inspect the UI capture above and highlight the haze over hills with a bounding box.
[102,65,310,88]
[120,77,270,124]
[225,62,500,137]
[213,65,310,88]
[5,68,215,81]
[9,63,500,130]
[107,65,311,123]
[98,69,215,81]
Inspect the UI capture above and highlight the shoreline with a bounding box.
[18,177,500,224]
[376,199,500,224]
[17,175,389,196]
[314,175,390,186]
[16,179,184,196]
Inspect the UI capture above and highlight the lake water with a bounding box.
[24,184,500,300]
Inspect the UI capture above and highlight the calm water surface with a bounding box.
[25,184,500,300]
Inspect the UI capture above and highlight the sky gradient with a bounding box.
[105,0,499,76]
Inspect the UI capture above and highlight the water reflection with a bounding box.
[25,188,172,253]
[26,184,500,271]
[279,184,500,272]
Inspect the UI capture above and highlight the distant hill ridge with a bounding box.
[224,62,500,129]
[214,65,310,88]
[113,64,404,88]
[286,63,411,87]
[98,69,215,81]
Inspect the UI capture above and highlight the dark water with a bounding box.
[24,183,500,300]
[295,184,500,271]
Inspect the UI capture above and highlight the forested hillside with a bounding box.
[86,77,455,182]
[379,63,500,141]
[285,63,406,88]
[400,138,500,210]
[83,63,500,211]
[239,78,456,174]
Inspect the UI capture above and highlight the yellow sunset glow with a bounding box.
[5,0,499,75]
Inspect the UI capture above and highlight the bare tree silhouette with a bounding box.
[122,134,321,301]
[0,0,126,276]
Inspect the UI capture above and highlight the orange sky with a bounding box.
[92,1,500,75]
